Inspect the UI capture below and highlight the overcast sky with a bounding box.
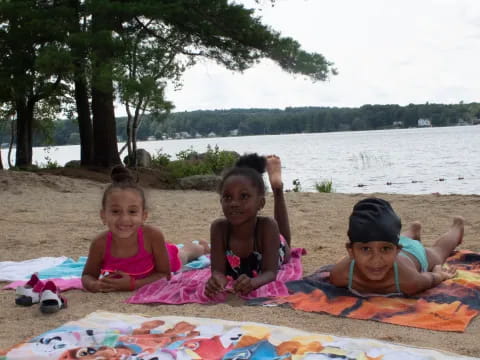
[117,0,480,115]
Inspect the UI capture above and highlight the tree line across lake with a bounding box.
[1,102,478,147]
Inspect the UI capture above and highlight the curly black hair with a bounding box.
[218,153,266,195]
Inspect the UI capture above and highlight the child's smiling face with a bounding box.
[100,188,147,241]
[220,174,265,225]
[347,241,400,281]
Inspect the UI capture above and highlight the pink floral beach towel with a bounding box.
[127,247,306,304]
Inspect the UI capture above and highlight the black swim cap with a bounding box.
[347,198,401,245]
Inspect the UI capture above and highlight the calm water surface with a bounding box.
[2,126,479,194]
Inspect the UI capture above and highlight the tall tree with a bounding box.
[1,1,336,168]
[116,19,185,166]
[68,0,94,166]
[0,0,71,167]
[86,0,336,167]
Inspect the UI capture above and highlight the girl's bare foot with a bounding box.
[179,240,210,264]
[197,239,210,255]
[266,155,283,191]
[451,216,464,246]
[401,221,422,241]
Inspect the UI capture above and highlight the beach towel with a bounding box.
[0,257,68,281]
[2,257,87,292]
[1,310,476,360]
[4,278,83,292]
[3,254,211,293]
[251,250,480,332]
[127,247,306,304]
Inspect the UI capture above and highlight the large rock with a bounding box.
[64,160,81,168]
[179,175,221,191]
[123,149,152,167]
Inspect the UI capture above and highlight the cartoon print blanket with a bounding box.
[250,250,480,332]
[1,311,477,360]
[127,248,306,304]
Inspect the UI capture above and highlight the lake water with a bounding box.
[2,125,479,194]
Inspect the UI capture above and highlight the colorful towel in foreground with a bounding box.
[251,250,480,332]
[127,248,306,304]
[1,311,476,360]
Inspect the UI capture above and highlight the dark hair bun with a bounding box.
[110,165,134,183]
[235,153,266,174]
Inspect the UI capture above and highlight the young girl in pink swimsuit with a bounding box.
[82,166,208,292]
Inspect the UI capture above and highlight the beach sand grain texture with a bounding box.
[0,170,479,356]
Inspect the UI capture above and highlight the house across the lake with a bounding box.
[417,118,432,127]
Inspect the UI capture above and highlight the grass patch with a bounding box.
[315,179,334,193]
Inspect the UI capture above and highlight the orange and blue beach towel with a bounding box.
[251,250,480,332]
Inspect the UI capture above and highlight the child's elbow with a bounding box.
[401,280,428,296]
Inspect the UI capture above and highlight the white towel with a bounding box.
[0,257,68,281]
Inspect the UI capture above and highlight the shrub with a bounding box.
[203,145,238,174]
[167,160,210,179]
[166,145,238,179]
[176,147,199,161]
[151,149,171,168]
[315,179,334,193]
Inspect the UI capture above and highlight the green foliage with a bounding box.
[315,179,334,193]
[202,145,238,175]
[176,147,198,161]
[1,102,478,146]
[1,0,336,167]
[166,145,238,179]
[151,149,171,168]
[292,179,301,192]
[166,160,210,179]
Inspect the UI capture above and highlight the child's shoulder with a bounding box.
[211,217,229,231]
[90,231,108,251]
[142,224,165,239]
[330,256,351,287]
[257,215,278,228]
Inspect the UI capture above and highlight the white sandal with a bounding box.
[39,281,67,314]
[15,273,44,306]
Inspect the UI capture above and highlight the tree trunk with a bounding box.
[74,73,93,166]
[71,0,93,166]
[8,118,15,168]
[125,106,133,167]
[90,10,120,168]
[15,98,34,168]
[91,83,120,167]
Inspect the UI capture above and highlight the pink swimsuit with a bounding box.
[101,227,181,279]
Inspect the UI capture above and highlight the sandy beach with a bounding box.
[0,170,479,356]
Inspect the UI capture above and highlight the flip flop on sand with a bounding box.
[39,280,67,314]
[15,273,45,306]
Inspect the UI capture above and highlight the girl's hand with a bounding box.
[89,279,116,293]
[99,270,132,291]
[205,273,228,298]
[433,264,457,281]
[233,274,256,295]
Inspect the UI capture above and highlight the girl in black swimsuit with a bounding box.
[205,154,291,297]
